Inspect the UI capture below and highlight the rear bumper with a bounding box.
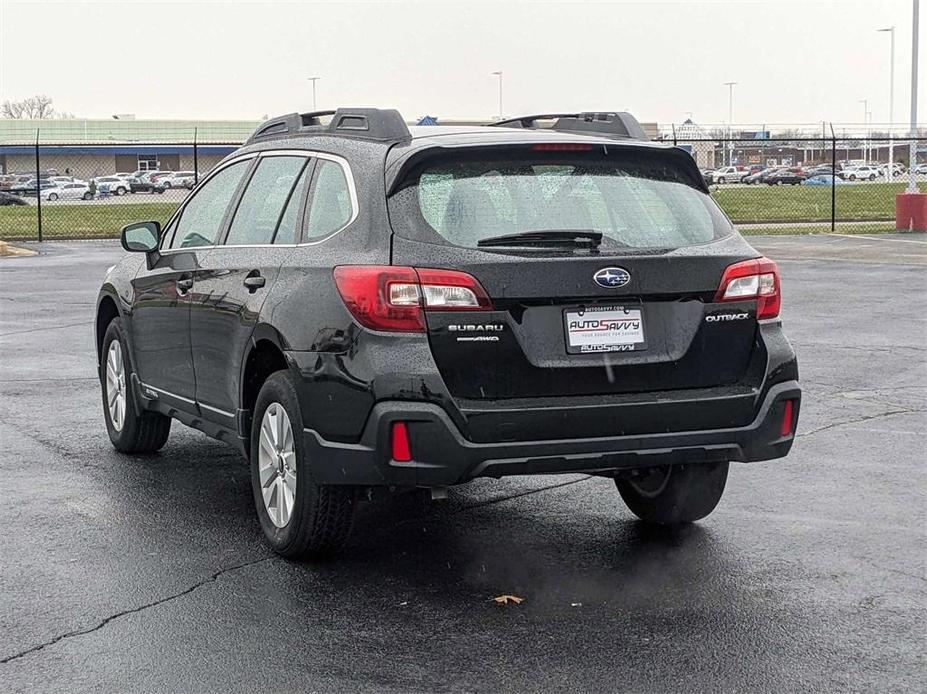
[303,380,801,487]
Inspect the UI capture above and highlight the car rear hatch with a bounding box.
[385,142,771,437]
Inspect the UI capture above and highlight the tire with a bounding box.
[849,174,857,181]
[717,177,726,184]
[868,174,875,181]
[250,371,354,558]
[82,192,92,200]
[47,193,58,201]
[616,461,729,526]
[100,318,171,454]
[162,181,172,189]
[116,186,126,195]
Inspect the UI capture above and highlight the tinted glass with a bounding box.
[170,160,248,249]
[274,160,312,244]
[305,160,352,240]
[225,156,307,246]
[394,150,731,250]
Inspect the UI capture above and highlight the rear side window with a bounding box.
[169,160,249,249]
[393,148,732,251]
[225,156,308,246]
[305,160,353,240]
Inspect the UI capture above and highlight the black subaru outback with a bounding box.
[96,109,800,557]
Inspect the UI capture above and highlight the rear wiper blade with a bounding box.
[477,229,603,248]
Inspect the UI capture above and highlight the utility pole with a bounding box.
[492,71,503,121]
[307,77,321,111]
[908,0,920,193]
[724,82,737,166]
[878,27,896,179]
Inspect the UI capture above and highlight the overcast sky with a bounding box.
[0,0,922,126]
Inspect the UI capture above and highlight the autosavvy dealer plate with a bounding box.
[564,305,646,354]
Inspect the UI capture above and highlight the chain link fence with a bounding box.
[1,125,925,241]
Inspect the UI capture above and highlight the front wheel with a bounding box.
[82,192,93,200]
[616,462,728,526]
[47,193,58,201]
[717,176,726,184]
[250,371,354,558]
[100,318,171,453]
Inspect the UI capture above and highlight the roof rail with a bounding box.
[245,108,411,145]
[489,112,647,140]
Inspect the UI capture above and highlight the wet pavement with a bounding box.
[0,235,924,693]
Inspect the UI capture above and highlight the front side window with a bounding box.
[305,159,353,240]
[392,148,731,251]
[169,160,249,249]
[225,156,308,246]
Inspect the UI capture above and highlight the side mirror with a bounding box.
[121,221,161,253]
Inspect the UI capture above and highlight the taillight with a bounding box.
[333,266,492,332]
[714,257,781,320]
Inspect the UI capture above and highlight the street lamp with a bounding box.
[877,27,895,179]
[859,98,869,162]
[724,82,737,166]
[491,71,503,121]
[307,77,321,111]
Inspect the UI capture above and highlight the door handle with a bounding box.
[243,274,266,292]
[176,276,194,294]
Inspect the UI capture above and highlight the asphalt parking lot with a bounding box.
[0,234,924,693]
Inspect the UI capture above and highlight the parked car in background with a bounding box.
[803,165,844,180]
[743,167,779,184]
[10,179,59,196]
[40,181,94,201]
[0,191,28,206]
[707,165,748,184]
[91,176,130,195]
[878,163,905,178]
[914,163,927,174]
[765,170,806,185]
[4,175,34,192]
[844,165,880,181]
[129,171,168,194]
[802,174,846,186]
[159,171,196,189]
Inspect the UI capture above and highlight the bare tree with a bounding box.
[0,94,70,119]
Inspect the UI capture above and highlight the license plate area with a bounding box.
[563,304,647,354]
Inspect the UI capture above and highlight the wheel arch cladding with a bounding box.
[241,336,290,420]
[95,294,120,367]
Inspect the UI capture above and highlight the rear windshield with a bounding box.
[389,148,732,251]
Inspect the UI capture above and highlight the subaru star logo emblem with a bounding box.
[593,267,631,289]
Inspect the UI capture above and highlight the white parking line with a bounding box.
[827,233,927,245]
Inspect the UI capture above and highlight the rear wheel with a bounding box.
[616,462,728,525]
[717,176,726,184]
[47,193,58,201]
[82,191,92,200]
[115,186,126,195]
[250,371,354,558]
[100,318,171,453]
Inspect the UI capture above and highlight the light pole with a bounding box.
[491,71,503,121]
[859,98,869,162]
[724,82,737,165]
[878,27,895,179]
[307,77,321,111]
[907,0,920,194]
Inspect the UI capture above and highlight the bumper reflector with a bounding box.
[780,400,795,437]
[391,421,412,462]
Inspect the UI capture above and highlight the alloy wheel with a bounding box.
[258,402,297,528]
[105,340,127,431]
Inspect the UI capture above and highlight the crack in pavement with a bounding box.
[0,320,92,338]
[798,408,927,439]
[0,556,273,666]
[0,478,590,666]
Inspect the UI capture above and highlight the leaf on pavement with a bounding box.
[492,594,524,605]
